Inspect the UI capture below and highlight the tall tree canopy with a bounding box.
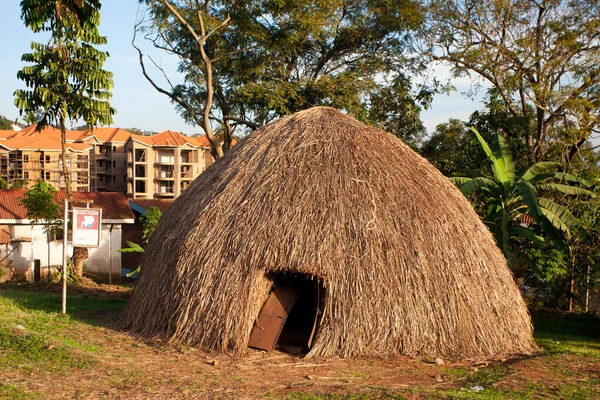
[135,0,429,157]
[423,0,600,163]
[15,0,114,196]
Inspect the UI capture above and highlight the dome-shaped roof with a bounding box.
[121,107,536,358]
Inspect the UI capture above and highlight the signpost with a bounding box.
[62,205,102,314]
[72,208,102,247]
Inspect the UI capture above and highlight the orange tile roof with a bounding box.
[81,127,134,142]
[0,134,92,152]
[0,130,18,139]
[0,189,134,222]
[130,130,209,148]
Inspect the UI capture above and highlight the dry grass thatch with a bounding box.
[120,107,537,358]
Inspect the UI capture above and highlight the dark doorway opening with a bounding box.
[248,272,325,355]
[274,272,324,354]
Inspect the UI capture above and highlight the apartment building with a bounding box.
[0,125,214,198]
[125,130,212,199]
[0,126,92,192]
[77,128,131,193]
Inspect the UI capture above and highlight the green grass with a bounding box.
[1,287,599,399]
[0,383,40,400]
[0,289,127,371]
[530,310,600,358]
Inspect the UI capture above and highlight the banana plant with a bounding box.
[119,241,144,277]
[451,127,594,261]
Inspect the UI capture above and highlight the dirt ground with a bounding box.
[2,282,599,399]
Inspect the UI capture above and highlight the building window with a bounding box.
[112,146,116,153]
[45,172,50,179]
[113,160,116,168]
[123,160,127,168]
[106,175,111,184]
[23,155,29,162]
[24,172,29,179]
[45,155,50,163]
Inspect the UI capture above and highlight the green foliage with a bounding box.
[451,128,594,262]
[0,114,13,130]
[10,179,27,189]
[15,0,114,129]
[138,0,430,152]
[140,206,162,244]
[118,241,144,277]
[0,177,9,189]
[19,180,61,235]
[15,0,115,196]
[424,0,600,163]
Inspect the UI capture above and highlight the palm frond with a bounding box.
[536,183,595,197]
[449,177,472,187]
[529,172,591,187]
[470,127,512,185]
[518,162,562,182]
[516,182,543,217]
[539,198,589,240]
[492,133,515,183]
[509,225,545,248]
[455,168,487,178]
[457,176,500,196]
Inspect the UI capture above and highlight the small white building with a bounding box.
[0,190,135,283]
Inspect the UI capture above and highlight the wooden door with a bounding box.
[248,286,300,351]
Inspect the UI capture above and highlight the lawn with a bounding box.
[0,284,599,399]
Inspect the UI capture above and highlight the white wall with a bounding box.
[5,223,123,283]
[85,224,122,283]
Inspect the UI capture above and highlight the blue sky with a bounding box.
[0,0,483,135]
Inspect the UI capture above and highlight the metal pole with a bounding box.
[30,224,34,282]
[108,224,113,285]
[585,264,591,313]
[62,198,68,314]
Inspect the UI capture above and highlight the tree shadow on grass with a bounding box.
[0,282,130,328]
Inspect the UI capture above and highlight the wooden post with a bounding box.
[62,198,68,314]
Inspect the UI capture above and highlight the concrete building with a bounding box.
[0,189,134,283]
[0,126,215,199]
[125,130,213,199]
[0,126,93,192]
[77,127,132,193]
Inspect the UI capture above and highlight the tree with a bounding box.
[119,207,162,278]
[423,0,600,163]
[451,128,594,261]
[14,0,115,197]
[11,179,27,189]
[420,118,486,176]
[0,115,12,130]
[20,180,61,234]
[15,0,115,280]
[140,206,162,244]
[0,178,8,189]
[135,0,428,157]
[20,180,62,281]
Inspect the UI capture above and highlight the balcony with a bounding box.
[156,173,174,180]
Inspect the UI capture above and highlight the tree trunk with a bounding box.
[73,247,88,278]
[59,105,72,198]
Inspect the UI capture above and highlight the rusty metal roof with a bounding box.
[0,225,10,244]
[0,189,134,222]
[129,199,174,214]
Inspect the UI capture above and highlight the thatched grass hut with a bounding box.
[120,107,537,358]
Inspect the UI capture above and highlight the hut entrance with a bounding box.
[248,272,324,354]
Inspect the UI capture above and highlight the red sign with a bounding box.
[72,208,102,247]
